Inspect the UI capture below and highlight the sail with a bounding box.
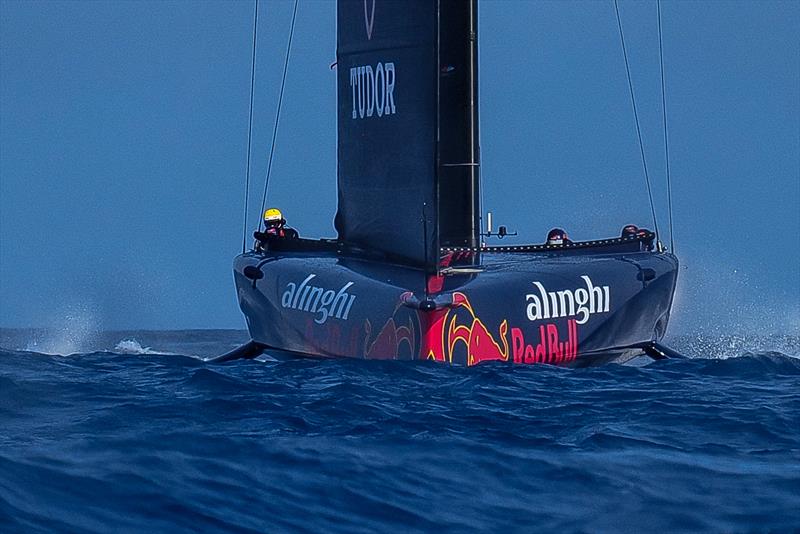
[336,0,480,267]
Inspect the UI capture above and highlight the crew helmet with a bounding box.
[546,227,568,245]
[263,208,285,226]
[621,224,649,238]
[621,224,639,237]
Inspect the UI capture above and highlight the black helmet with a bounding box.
[621,224,639,237]
[546,228,569,245]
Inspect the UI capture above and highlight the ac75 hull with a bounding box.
[233,245,678,367]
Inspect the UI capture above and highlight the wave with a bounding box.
[112,338,184,357]
[2,333,799,532]
[1,346,799,369]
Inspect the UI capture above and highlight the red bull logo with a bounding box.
[423,292,509,366]
[421,292,580,366]
[303,317,361,357]
[511,320,578,364]
[447,293,509,366]
[362,293,418,359]
[363,316,415,359]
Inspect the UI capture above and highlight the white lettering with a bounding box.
[343,294,356,320]
[533,281,550,319]
[365,65,375,117]
[316,290,336,324]
[349,61,396,120]
[357,66,366,118]
[385,62,396,115]
[304,287,323,312]
[281,283,296,308]
[374,62,385,117]
[556,290,575,318]
[574,288,589,325]
[280,275,357,325]
[526,293,542,321]
[525,276,610,325]
[350,68,358,119]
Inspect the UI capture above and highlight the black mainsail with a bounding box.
[335,0,480,268]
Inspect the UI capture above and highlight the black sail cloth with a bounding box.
[335,0,479,269]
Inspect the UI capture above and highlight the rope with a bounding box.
[613,0,660,239]
[258,0,300,231]
[657,0,675,252]
[241,0,260,253]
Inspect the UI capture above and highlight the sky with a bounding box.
[1,0,798,333]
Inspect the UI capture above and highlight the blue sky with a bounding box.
[1,0,798,333]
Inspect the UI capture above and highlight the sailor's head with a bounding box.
[546,228,568,245]
[263,208,285,229]
[621,224,639,238]
[621,224,649,238]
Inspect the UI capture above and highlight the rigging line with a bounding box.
[242,0,260,253]
[613,0,660,239]
[258,0,300,231]
[657,0,675,253]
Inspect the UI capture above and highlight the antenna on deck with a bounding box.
[480,211,517,245]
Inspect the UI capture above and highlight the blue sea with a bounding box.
[1,328,798,533]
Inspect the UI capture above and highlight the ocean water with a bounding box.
[1,329,798,533]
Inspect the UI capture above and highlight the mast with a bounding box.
[436,0,480,252]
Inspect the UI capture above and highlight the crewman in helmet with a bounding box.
[621,224,640,238]
[621,224,649,238]
[545,227,572,246]
[254,208,299,249]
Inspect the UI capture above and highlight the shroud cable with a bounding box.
[242,0,260,253]
[258,0,300,231]
[613,0,660,239]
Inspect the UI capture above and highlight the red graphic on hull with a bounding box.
[426,251,475,295]
[447,294,509,366]
[511,320,579,364]
[363,316,415,359]
[423,292,509,366]
[303,317,361,357]
[362,292,417,360]
[421,292,579,366]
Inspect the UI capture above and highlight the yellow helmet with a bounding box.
[263,208,283,223]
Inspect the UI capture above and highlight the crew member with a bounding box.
[254,208,298,248]
[621,224,639,238]
[621,224,649,238]
[546,227,572,246]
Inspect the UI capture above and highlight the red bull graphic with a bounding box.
[447,293,509,365]
[303,316,362,357]
[422,292,508,365]
[421,292,579,366]
[511,321,578,364]
[362,294,418,360]
[363,316,416,360]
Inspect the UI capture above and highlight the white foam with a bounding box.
[114,339,155,354]
[112,338,185,356]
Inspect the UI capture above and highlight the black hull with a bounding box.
[233,238,678,367]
